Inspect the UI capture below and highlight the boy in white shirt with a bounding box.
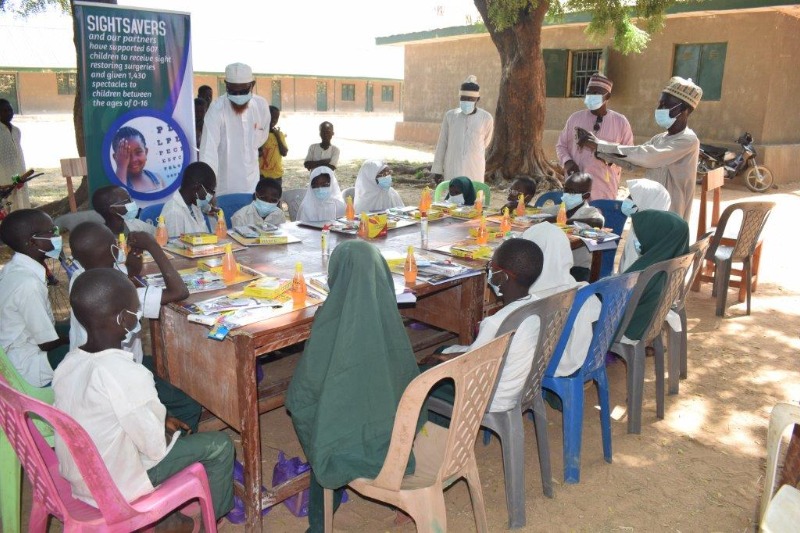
[92,185,155,236]
[54,269,234,522]
[231,178,286,228]
[304,121,340,171]
[160,162,217,238]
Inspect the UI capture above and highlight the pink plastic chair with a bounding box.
[0,376,217,532]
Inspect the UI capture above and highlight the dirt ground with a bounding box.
[6,114,799,532]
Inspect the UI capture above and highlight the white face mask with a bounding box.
[117,309,143,345]
[228,92,252,106]
[584,94,604,111]
[487,268,504,297]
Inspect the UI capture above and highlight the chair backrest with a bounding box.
[138,203,164,225]
[370,334,512,490]
[0,347,54,405]
[282,188,306,221]
[216,193,253,227]
[589,199,626,235]
[509,289,577,412]
[54,210,105,233]
[675,231,714,311]
[546,272,639,378]
[433,180,491,205]
[341,187,355,201]
[708,201,775,262]
[534,190,563,208]
[614,252,696,344]
[0,376,138,524]
[760,403,800,524]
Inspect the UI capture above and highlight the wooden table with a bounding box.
[150,217,601,531]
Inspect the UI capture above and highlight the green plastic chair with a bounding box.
[433,179,491,205]
[0,346,55,533]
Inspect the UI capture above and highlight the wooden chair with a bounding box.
[60,157,87,213]
[323,334,512,533]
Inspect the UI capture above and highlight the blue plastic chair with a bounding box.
[590,199,627,279]
[138,203,164,225]
[541,272,639,484]
[534,190,563,208]
[216,193,253,227]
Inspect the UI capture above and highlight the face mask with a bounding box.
[634,239,642,255]
[654,104,681,129]
[487,269,504,298]
[115,202,138,221]
[448,194,464,206]
[197,187,213,211]
[562,192,584,210]
[117,309,143,345]
[621,199,638,217]
[228,93,252,106]
[459,101,476,114]
[34,235,62,259]
[111,244,126,265]
[584,94,604,111]
[377,176,392,190]
[254,198,279,218]
[313,187,331,201]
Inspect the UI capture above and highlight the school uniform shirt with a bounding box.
[541,203,605,269]
[67,265,162,364]
[53,347,175,507]
[160,191,208,238]
[304,143,340,168]
[431,107,494,183]
[259,130,287,178]
[555,108,634,200]
[0,122,29,210]
[0,253,58,387]
[595,128,700,221]
[200,95,270,195]
[231,202,286,228]
[124,217,156,236]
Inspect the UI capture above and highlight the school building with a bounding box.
[378,0,800,184]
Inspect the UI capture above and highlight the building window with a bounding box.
[341,83,355,101]
[381,85,394,102]
[543,48,604,98]
[56,72,77,95]
[673,43,727,101]
[569,49,603,97]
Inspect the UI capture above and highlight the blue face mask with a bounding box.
[459,101,476,114]
[197,187,213,211]
[621,199,638,217]
[34,235,62,259]
[117,309,143,345]
[313,187,331,201]
[584,94,604,111]
[377,176,392,190]
[114,201,138,221]
[654,104,681,129]
[227,93,252,106]
[562,192,585,210]
[254,198,279,218]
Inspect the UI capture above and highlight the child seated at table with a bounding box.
[286,240,423,531]
[67,221,200,433]
[0,209,69,387]
[502,176,537,213]
[296,166,346,223]
[421,238,544,413]
[617,179,671,273]
[232,178,286,228]
[353,160,404,213]
[160,161,217,238]
[92,185,155,236]
[54,269,234,525]
[443,175,476,206]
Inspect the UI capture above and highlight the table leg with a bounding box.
[460,274,485,344]
[589,249,602,282]
[236,335,263,533]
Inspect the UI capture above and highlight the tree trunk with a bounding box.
[474,0,562,190]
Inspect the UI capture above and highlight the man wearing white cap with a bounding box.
[556,73,633,200]
[577,76,702,221]
[200,62,270,196]
[431,75,494,184]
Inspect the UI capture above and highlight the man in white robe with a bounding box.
[431,75,494,184]
[0,99,29,210]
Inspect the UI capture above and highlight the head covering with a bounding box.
[623,210,690,340]
[296,166,345,223]
[225,63,253,84]
[618,179,673,272]
[663,76,703,109]
[459,75,480,97]
[353,160,405,213]
[586,73,613,93]
[286,240,423,488]
[446,176,477,206]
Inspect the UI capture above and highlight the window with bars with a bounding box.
[56,72,77,95]
[569,49,603,97]
[381,85,394,102]
[341,83,355,101]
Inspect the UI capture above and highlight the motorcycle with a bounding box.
[697,132,774,193]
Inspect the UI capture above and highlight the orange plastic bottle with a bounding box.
[500,208,512,235]
[155,215,169,246]
[475,190,484,214]
[291,262,307,306]
[556,202,567,225]
[358,212,368,238]
[420,187,431,212]
[222,243,237,283]
[515,194,526,217]
[215,210,227,240]
[345,196,355,221]
[476,216,488,245]
[404,245,417,285]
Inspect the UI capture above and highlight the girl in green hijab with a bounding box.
[286,240,423,531]
[623,209,690,340]
[446,176,477,206]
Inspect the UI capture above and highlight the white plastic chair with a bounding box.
[282,188,306,222]
[760,403,800,531]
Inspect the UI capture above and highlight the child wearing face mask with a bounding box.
[353,160,404,213]
[92,185,155,237]
[297,166,346,223]
[232,178,286,227]
[66,222,200,434]
[159,161,217,238]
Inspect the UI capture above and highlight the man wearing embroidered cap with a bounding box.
[577,76,702,221]
[556,73,633,200]
[431,75,494,184]
[200,62,270,196]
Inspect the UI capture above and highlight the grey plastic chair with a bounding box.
[706,201,775,317]
[341,187,355,201]
[611,253,695,434]
[53,210,104,232]
[281,188,306,222]
[666,232,713,394]
[427,288,576,528]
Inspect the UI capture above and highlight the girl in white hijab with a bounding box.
[353,160,404,213]
[618,179,671,272]
[522,222,601,377]
[297,166,346,223]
